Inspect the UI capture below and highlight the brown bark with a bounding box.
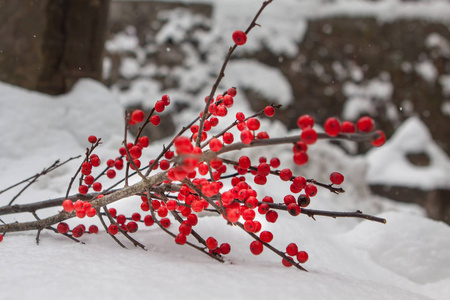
[0,0,110,94]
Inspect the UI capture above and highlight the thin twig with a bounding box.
[98,206,127,249]
[195,0,274,147]
[4,156,81,206]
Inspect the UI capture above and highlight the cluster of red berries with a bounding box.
[57,222,98,238]
[62,199,97,218]
[321,115,386,147]
[78,142,103,195]
[129,94,170,126]
[50,30,386,267]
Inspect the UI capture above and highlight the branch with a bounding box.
[0,171,168,234]
[195,0,274,147]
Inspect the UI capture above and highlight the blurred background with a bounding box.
[0,0,449,223]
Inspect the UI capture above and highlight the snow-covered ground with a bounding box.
[1,0,450,299]
[1,79,449,300]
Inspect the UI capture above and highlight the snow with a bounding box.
[342,78,395,121]
[223,59,294,106]
[1,78,449,300]
[2,0,450,299]
[415,60,438,83]
[105,25,140,53]
[366,117,450,189]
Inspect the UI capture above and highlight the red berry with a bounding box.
[257,163,270,176]
[238,156,251,169]
[209,138,223,152]
[305,184,318,197]
[206,237,218,250]
[293,141,308,153]
[130,159,141,170]
[106,159,115,168]
[247,118,260,131]
[293,151,308,165]
[258,203,269,215]
[88,135,97,144]
[74,200,83,211]
[245,196,258,209]
[108,224,119,235]
[116,214,126,224]
[86,207,96,218]
[158,206,169,217]
[223,95,234,108]
[371,130,386,147]
[301,127,318,145]
[108,208,117,218]
[139,136,150,148]
[240,130,253,144]
[72,225,85,238]
[187,214,198,226]
[131,110,145,124]
[282,258,293,267]
[244,220,256,232]
[297,114,314,129]
[279,168,292,181]
[357,116,375,132]
[250,240,264,255]
[286,243,299,256]
[129,146,142,159]
[62,200,74,212]
[0,235,3,242]
[224,208,240,223]
[293,176,307,189]
[236,112,245,121]
[162,94,171,106]
[228,87,237,97]
[78,185,88,195]
[324,117,341,136]
[160,218,171,228]
[155,100,165,113]
[284,195,296,205]
[92,182,102,192]
[89,225,99,234]
[264,106,275,117]
[341,121,356,133]
[330,172,344,185]
[57,222,70,234]
[269,157,280,168]
[132,212,141,221]
[253,220,262,233]
[114,159,124,170]
[232,30,247,46]
[90,155,101,167]
[220,243,231,255]
[106,169,116,179]
[150,115,160,126]
[265,210,278,223]
[242,208,256,221]
[127,221,138,233]
[223,132,234,144]
[141,202,150,211]
[260,231,273,243]
[175,233,187,245]
[84,175,94,186]
[297,251,309,263]
[297,194,310,207]
[287,203,301,216]
[144,215,154,226]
